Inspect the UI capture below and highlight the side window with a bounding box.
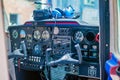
[84,0,95,6]
[52,0,99,25]
[10,14,19,25]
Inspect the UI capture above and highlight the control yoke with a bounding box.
[8,49,24,59]
[20,41,27,59]
[46,44,82,66]
[75,44,82,64]
[8,41,27,59]
[46,48,52,65]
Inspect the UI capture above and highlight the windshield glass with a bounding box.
[3,0,99,32]
[52,0,99,25]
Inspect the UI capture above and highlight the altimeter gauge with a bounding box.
[42,30,50,41]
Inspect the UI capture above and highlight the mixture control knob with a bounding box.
[40,66,43,69]
[20,62,24,64]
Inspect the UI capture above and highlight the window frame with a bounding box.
[118,0,120,55]
[99,0,110,79]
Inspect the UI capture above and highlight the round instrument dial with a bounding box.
[33,30,41,40]
[42,30,50,41]
[33,44,41,55]
[12,30,18,39]
[20,30,26,39]
[54,27,59,34]
[74,31,84,43]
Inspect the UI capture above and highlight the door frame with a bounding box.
[99,0,110,80]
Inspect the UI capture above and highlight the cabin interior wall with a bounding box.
[109,0,117,53]
[0,0,9,80]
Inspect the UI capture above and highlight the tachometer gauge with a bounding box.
[12,30,18,39]
[74,31,84,43]
[42,30,50,41]
[33,30,41,40]
[33,44,41,55]
[20,30,26,39]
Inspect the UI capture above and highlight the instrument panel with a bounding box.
[9,26,51,71]
[72,27,99,62]
[52,27,71,59]
[9,20,99,79]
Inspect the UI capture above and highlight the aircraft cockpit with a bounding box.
[9,19,99,80]
[4,0,102,80]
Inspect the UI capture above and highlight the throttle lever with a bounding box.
[45,48,52,80]
[75,44,82,64]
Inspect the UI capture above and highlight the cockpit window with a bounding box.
[52,0,99,25]
[3,0,99,32]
